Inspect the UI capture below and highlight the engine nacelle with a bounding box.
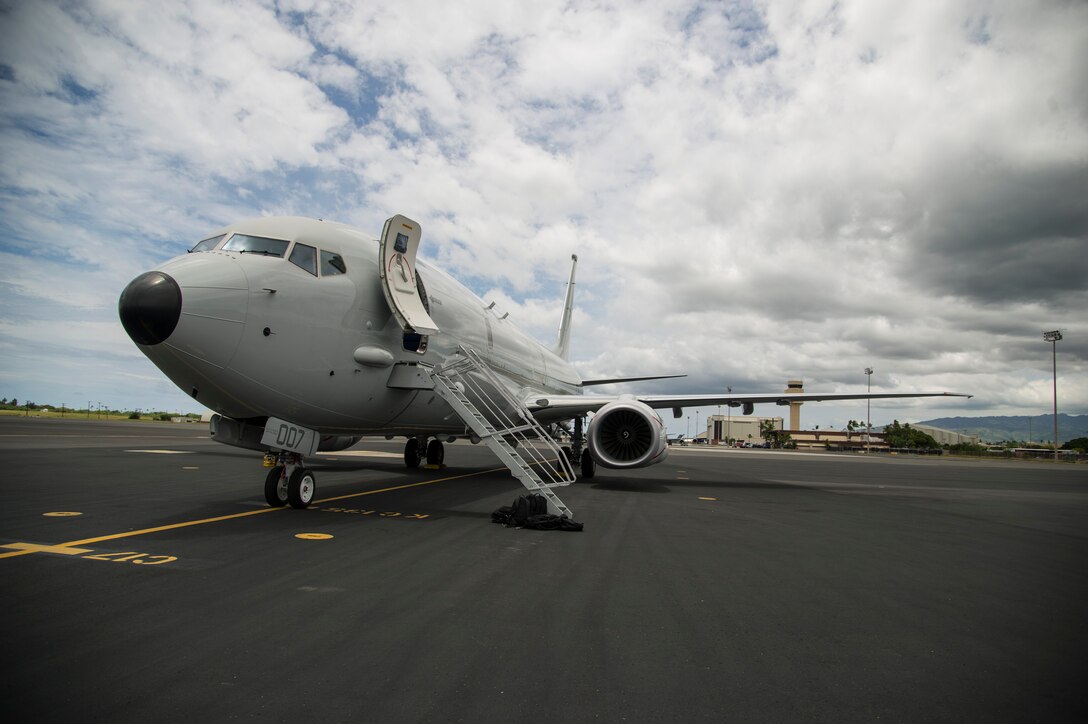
[587,398,669,469]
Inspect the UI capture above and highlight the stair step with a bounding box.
[428,346,575,517]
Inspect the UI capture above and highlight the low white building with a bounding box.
[706,414,783,445]
[912,424,980,446]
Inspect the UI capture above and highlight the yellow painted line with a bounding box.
[698,496,717,501]
[2,467,506,560]
[314,467,506,505]
[2,543,94,555]
[295,533,333,540]
[59,507,284,548]
[43,511,82,517]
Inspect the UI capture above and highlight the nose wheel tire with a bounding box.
[287,468,316,509]
[264,466,288,507]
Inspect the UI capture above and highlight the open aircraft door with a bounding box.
[379,214,439,335]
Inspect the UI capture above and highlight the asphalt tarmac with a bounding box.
[2,417,1086,722]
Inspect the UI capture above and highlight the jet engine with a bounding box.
[586,398,669,469]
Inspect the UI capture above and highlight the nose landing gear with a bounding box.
[262,452,316,508]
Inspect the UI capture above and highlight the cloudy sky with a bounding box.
[1,0,1085,434]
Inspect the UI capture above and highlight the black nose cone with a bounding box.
[119,271,182,345]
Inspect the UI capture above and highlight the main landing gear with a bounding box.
[403,437,445,469]
[571,415,595,479]
[263,452,316,509]
[426,439,445,466]
[399,421,589,477]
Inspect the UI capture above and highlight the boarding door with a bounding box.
[379,215,439,336]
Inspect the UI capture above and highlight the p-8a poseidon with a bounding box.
[119,214,967,517]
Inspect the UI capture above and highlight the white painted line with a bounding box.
[317,450,403,459]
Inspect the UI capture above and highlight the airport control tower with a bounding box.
[785,379,803,429]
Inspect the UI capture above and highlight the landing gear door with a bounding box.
[379,214,440,335]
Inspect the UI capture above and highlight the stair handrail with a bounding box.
[434,345,576,487]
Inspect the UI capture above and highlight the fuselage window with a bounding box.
[289,243,318,276]
[320,250,347,276]
[190,234,225,253]
[222,233,290,258]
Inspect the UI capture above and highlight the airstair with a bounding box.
[429,346,576,517]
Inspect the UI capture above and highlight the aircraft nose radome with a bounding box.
[119,271,182,346]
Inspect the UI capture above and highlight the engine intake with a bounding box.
[587,398,669,469]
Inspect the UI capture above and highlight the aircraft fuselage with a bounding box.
[120,216,580,437]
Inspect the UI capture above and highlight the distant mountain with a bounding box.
[913,414,1088,445]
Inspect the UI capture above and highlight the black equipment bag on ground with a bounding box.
[491,494,583,531]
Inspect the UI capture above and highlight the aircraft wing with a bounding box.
[526,391,972,418]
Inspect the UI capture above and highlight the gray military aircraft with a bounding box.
[119,214,968,515]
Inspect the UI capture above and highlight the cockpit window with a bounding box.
[190,234,225,253]
[222,233,290,258]
[288,243,317,276]
[320,250,347,276]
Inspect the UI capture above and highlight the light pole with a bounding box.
[727,387,732,446]
[1044,330,1062,462]
[864,367,873,454]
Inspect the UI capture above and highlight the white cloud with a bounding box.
[0,0,1085,429]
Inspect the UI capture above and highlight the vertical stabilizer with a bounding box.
[555,254,578,360]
